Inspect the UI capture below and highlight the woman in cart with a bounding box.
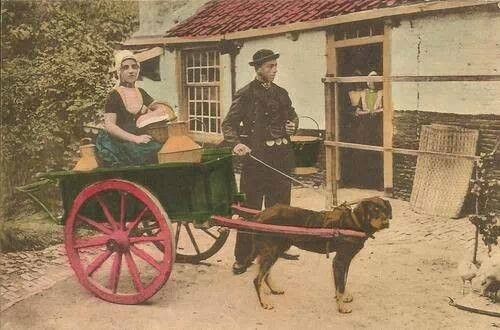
[95,50,162,167]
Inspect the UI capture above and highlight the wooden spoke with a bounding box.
[175,222,181,248]
[202,228,218,240]
[126,206,149,234]
[86,250,113,277]
[124,251,144,293]
[130,246,162,272]
[77,214,113,235]
[108,252,122,293]
[95,194,119,230]
[74,236,109,249]
[129,236,165,244]
[184,224,201,255]
[120,192,127,230]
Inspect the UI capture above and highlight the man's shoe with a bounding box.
[280,252,300,260]
[232,261,249,275]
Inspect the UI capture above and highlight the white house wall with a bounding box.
[234,31,327,129]
[136,50,180,114]
[391,9,500,115]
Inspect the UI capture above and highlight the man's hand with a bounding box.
[134,134,153,144]
[285,120,296,135]
[233,143,252,156]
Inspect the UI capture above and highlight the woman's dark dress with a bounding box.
[95,88,162,167]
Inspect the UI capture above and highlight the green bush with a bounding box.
[1,1,139,218]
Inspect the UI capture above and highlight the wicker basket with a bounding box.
[410,124,478,218]
[141,121,169,143]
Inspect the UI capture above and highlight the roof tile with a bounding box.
[166,0,422,37]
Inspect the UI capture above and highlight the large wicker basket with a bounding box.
[410,124,478,218]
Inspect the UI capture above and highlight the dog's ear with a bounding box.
[383,199,392,219]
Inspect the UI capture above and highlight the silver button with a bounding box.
[266,140,275,146]
[275,138,282,145]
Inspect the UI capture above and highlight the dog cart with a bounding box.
[31,148,367,305]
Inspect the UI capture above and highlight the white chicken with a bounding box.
[458,257,481,295]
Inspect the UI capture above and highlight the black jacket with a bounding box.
[222,79,298,149]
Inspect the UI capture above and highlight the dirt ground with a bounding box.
[1,186,498,329]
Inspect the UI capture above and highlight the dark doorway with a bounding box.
[337,44,384,190]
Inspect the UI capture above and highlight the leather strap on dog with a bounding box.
[351,209,375,239]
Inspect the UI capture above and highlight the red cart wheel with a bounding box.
[65,179,174,304]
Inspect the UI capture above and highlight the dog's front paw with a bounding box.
[342,292,353,303]
[269,287,285,295]
[337,303,352,314]
[260,300,275,310]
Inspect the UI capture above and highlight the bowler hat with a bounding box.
[249,49,280,66]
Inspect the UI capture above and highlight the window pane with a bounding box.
[203,118,209,132]
[201,52,208,67]
[210,86,218,100]
[372,22,384,35]
[189,102,195,115]
[208,68,215,82]
[196,102,202,116]
[189,117,195,131]
[187,53,194,67]
[210,102,217,117]
[195,87,201,100]
[203,102,209,116]
[189,87,195,101]
[210,118,216,133]
[194,68,200,82]
[187,68,193,83]
[194,53,200,66]
[201,68,208,82]
[215,53,219,65]
[202,87,209,100]
[208,52,215,66]
[358,24,370,38]
[215,69,220,82]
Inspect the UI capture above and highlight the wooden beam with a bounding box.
[324,141,480,161]
[175,50,187,122]
[325,31,338,209]
[382,22,394,197]
[323,76,384,83]
[136,0,495,46]
[322,75,500,83]
[333,35,384,49]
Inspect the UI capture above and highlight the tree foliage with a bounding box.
[469,146,499,251]
[1,1,139,216]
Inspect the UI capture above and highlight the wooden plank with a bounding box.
[333,35,384,48]
[175,50,187,121]
[382,21,393,197]
[325,31,337,209]
[211,215,367,238]
[324,141,480,160]
[323,75,500,83]
[129,1,494,46]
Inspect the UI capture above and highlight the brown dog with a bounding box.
[251,197,392,313]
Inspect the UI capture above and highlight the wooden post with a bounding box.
[175,49,187,121]
[324,82,337,209]
[382,21,394,197]
[325,30,338,209]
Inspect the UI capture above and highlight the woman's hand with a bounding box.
[134,134,153,144]
[233,143,251,156]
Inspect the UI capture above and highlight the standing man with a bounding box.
[222,49,299,274]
